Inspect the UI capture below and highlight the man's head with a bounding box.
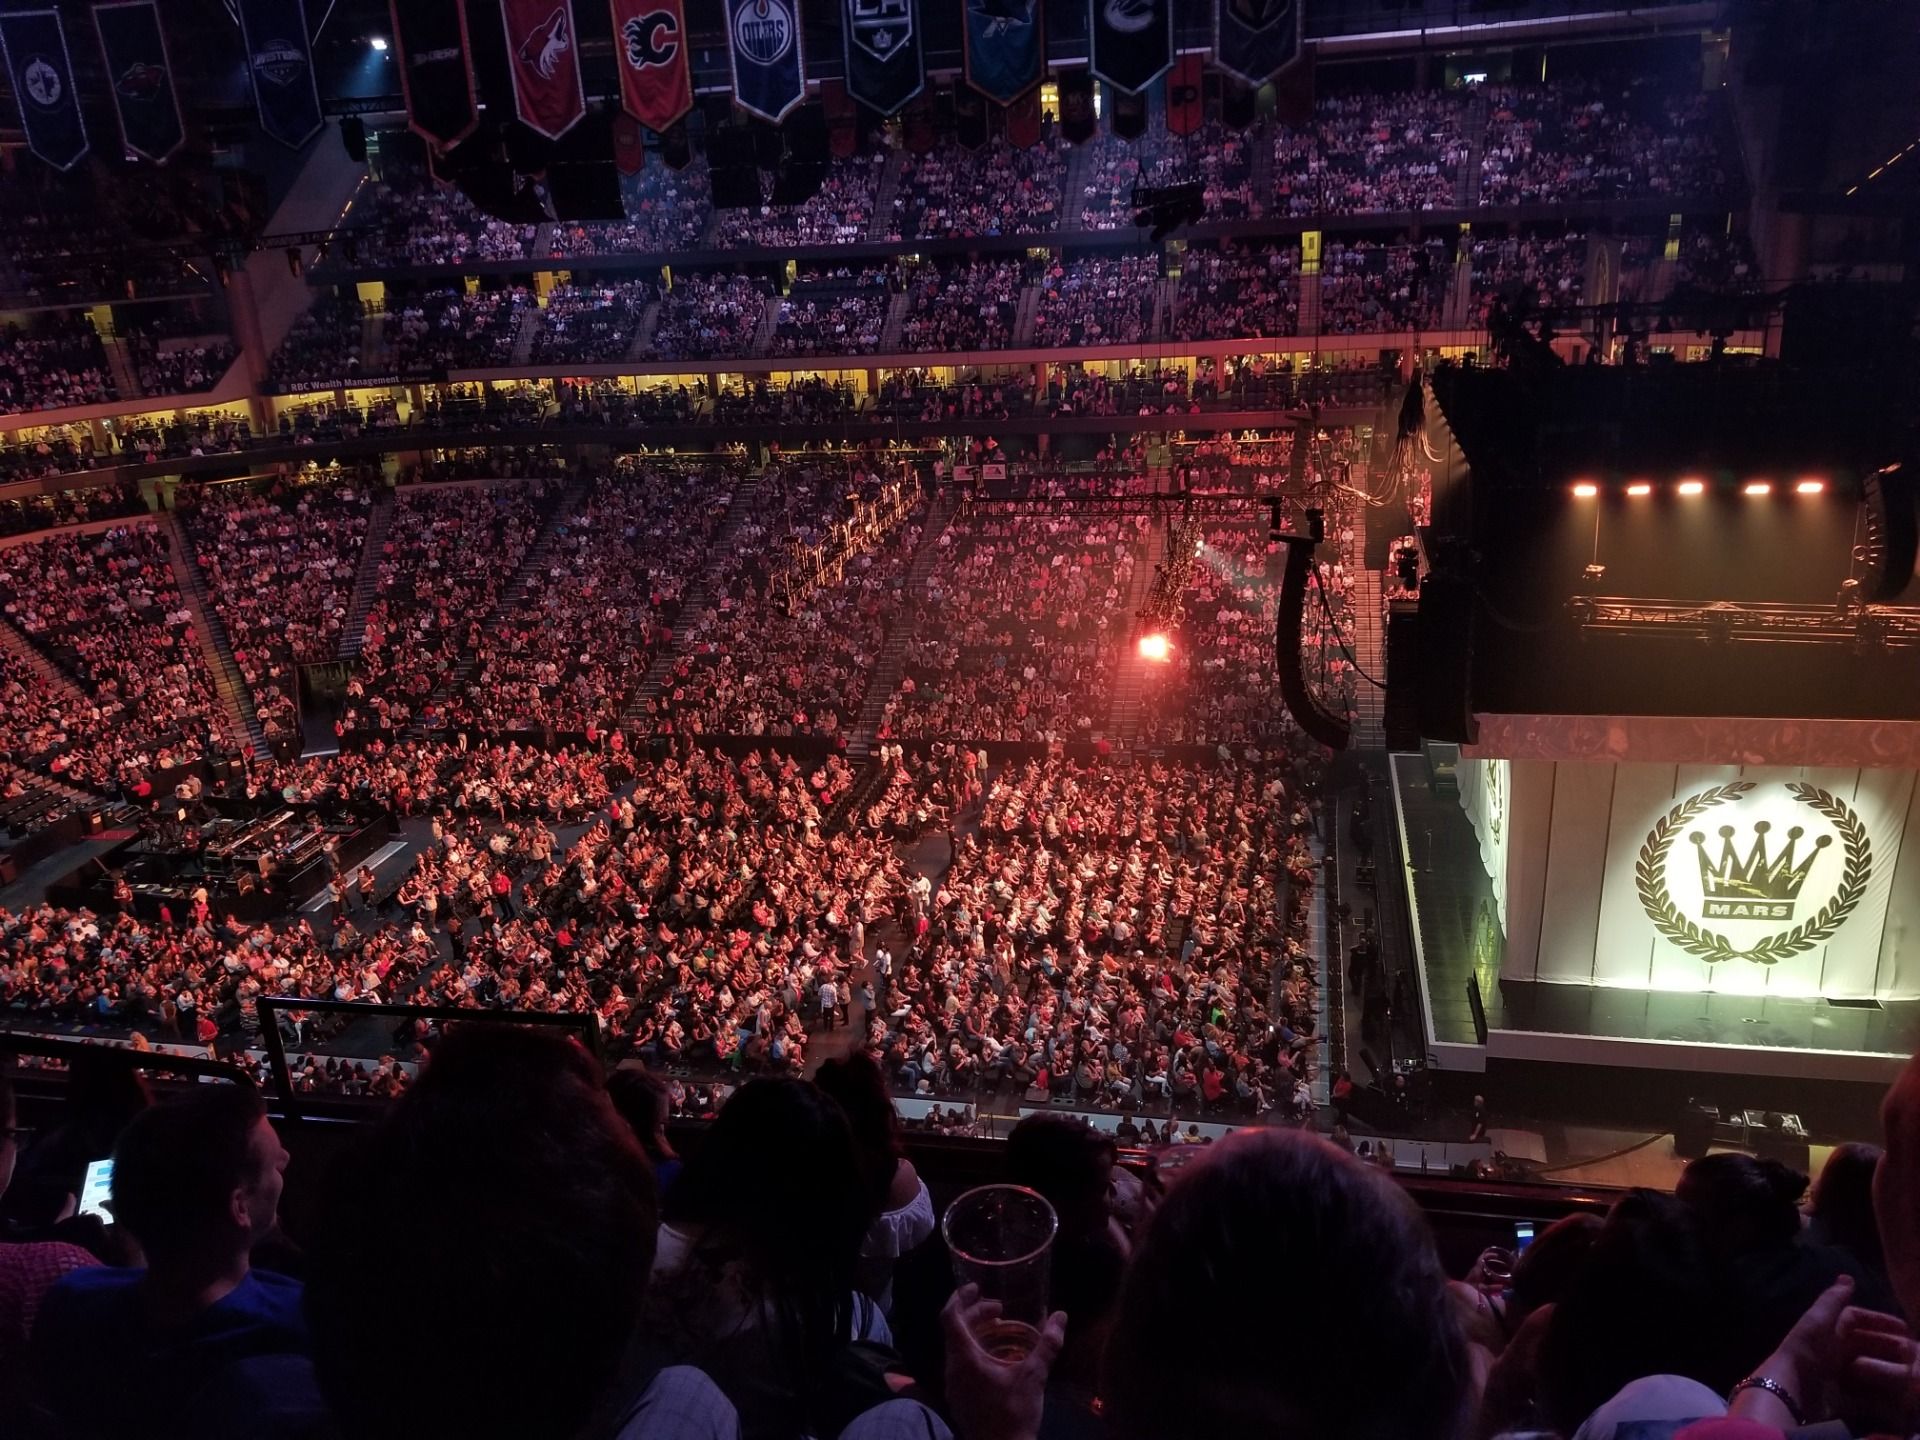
[305,1025,655,1440]
[1103,1129,1469,1440]
[109,1082,284,1269]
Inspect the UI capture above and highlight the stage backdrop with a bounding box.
[1492,761,1920,1000]
[1459,756,1510,929]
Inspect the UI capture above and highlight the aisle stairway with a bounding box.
[867,151,906,242]
[1349,568,1387,749]
[1461,90,1491,208]
[337,488,394,660]
[103,337,142,401]
[0,616,93,711]
[1297,270,1322,336]
[160,513,268,758]
[1106,501,1171,744]
[749,295,783,358]
[627,300,661,361]
[878,290,910,352]
[1444,249,1475,329]
[509,307,543,366]
[1012,284,1041,346]
[847,490,957,761]
[621,472,762,730]
[1060,143,1094,232]
[408,475,591,734]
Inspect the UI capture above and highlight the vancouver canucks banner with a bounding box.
[0,10,87,171]
[235,0,324,148]
[611,0,692,133]
[725,0,805,124]
[500,0,586,139]
[1089,0,1171,96]
[93,2,184,163]
[390,0,478,151]
[1216,0,1302,88]
[843,0,922,117]
[963,0,1041,106]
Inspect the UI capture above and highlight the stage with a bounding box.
[1390,752,1910,1140]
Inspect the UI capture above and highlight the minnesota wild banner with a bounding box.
[963,0,1042,106]
[235,0,325,148]
[1216,0,1302,88]
[391,0,478,151]
[843,0,922,116]
[1089,0,1171,96]
[93,2,184,162]
[0,10,88,170]
[725,0,805,124]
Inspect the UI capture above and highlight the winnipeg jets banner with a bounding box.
[611,0,692,133]
[843,0,922,116]
[500,0,586,140]
[235,0,324,148]
[963,0,1042,106]
[725,0,805,124]
[391,0,478,151]
[1216,0,1302,88]
[1089,0,1171,96]
[0,10,88,171]
[93,2,184,163]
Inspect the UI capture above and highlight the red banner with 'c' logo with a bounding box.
[610,0,691,134]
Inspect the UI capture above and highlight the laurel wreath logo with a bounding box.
[1636,781,1871,967]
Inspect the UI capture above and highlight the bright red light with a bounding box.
[1626,482,1652,497]
[1571,482,1599,498]
[1138,632,1171,662]
[1795,479,1825,495]
[1743,481,1772,497]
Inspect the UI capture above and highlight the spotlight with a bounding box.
[1677,479,1706,496]
[370,35,388,51]
[1743,481,1772,497]
[1582,563,1608,586]
[1795,479,1826,495]
[1138,632,1171,662]
[1626,482,1652,497]
[1571,482,1599,498]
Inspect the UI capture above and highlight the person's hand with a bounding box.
[941,1285,1067,1440]
[1834,1305,1920,1434]
[1731,1275,1853,1424]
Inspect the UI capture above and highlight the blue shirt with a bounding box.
[32,1266,327,1439]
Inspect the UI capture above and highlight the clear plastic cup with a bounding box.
[943,1183,1058,1363]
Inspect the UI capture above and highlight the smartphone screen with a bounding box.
[78,1158,113,1221]
[1514,1221,1536,1253]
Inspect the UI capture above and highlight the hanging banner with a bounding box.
[1164,52,1203,136]
[1216,0,1303,88]
[1110,85,1147,139]
[0,10,88,171]
[235,0,325,148]
[390,0,478,151]
[1059,68,1095,145]
[611,111,645,173]
[611,0,692,133]
[843,0,922,116]
[500,0,586,140]
[1089,0,1171,96]
[1005,87,1041,149]
[821,78,858,157]
[724,0,805,124]
[93,2,183,163]
[963,0,1042,106]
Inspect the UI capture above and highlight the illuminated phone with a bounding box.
[1514,1221,1536,1253]
[78,1158,113,1221]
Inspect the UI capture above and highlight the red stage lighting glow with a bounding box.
[1795,478,1826,495]
[1626,482,1653,497]
[1571,482,1599,498]
[1744,481,1773,497]
[1677,479,1706,496]
[1138,632,1172,662]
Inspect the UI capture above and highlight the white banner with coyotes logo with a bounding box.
[1497,762,1918,999]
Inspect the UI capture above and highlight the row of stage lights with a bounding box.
[1570,478,1828,499]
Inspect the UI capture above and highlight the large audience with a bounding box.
[0,319,116,415]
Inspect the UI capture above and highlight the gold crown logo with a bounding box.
[1688,820,1830,917]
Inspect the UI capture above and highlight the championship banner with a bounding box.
[725,0,805,124]
[963,0,1041,106]
[611,0,692,133]
[1164,53,1203,137]
[1059,68,1095,145]
[391,0,478,151]
[1089,0,1171,96]
[843,0,921,117]
[1216,0,1303,88]
[500,0,586,140]
[0,10,88,171]
[93,2,184,163]
[235,0,325,148]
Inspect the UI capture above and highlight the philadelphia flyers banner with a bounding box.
[500,0,586,140]
[725,0,805,124]
[1089,0,1171,96]
[0,9,87,170]
[93,1,185,163]
[842,0,922,117]
[1164,53,1202,136]
[611,0,691,133]
[391,0,477,151]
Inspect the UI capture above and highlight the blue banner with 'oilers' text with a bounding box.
[963,0,1042,106]
[235,0,325,148]
[725,0,805,124]
[0,10,88,171]
[93,2,186,163]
